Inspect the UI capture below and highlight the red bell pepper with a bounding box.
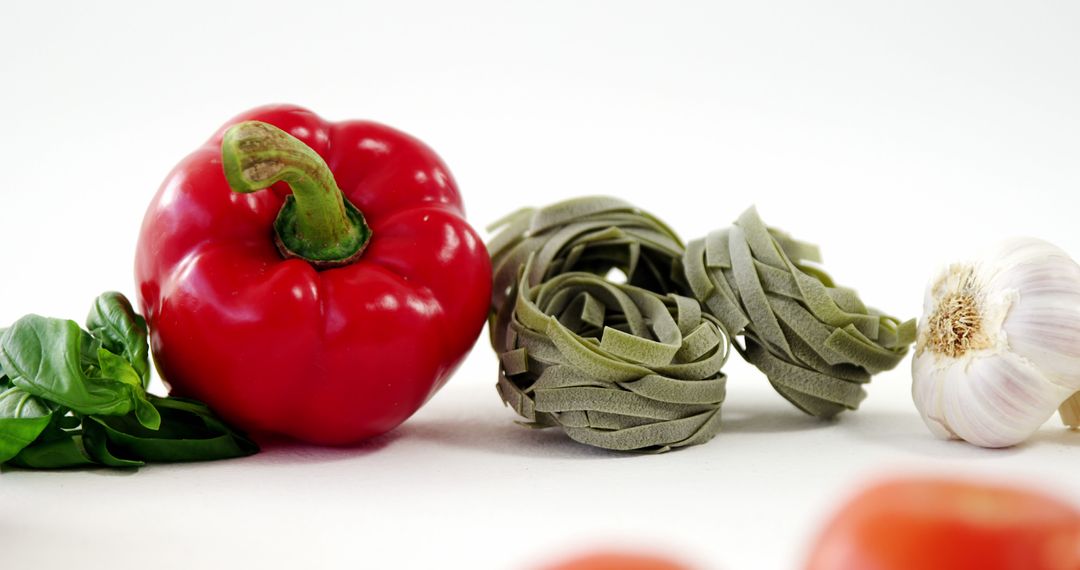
[134,105,491,444]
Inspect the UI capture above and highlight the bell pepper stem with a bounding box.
[221,121,371,268]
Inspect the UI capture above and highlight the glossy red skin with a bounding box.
[135,105,491,445]
[805,478,1080,570]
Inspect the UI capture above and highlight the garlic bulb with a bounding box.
[912,237,1080,448]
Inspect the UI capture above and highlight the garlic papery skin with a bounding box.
[912,237,1080,448]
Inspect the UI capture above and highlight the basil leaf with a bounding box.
[97,348,142,389]
[0,385,55,463]
[0,315,139,417]
[6,422,97,469]
[82,421,144,467]
[86,395,258,463]
[98,347,161,430]
[133,396,162,431]
[86,292,151,389]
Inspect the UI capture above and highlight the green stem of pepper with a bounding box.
[221,120,371,268]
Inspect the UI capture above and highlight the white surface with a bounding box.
[2,1,1079,569]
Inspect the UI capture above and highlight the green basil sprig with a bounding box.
[0,377,57,463]
[1,316,159,428]
[0,292,257,470]
[681,207,916,417]
[87,291,151,389]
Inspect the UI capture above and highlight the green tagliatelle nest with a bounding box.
[487,197,916,452]
[681,207,916,418]
[489,198,728,452]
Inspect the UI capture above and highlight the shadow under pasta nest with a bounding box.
[395,414,632,460]
[719,402,836,435]
[399,399,855,457]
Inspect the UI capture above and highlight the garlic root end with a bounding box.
[1059,392,1080,429]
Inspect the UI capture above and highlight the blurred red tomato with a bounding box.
[806,478,1080,570]
[539,551,694,570]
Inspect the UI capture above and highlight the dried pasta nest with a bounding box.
[488,198,727,452]
[680,207,916,418]
[494,263,729,452]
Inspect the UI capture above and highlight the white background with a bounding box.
[2,1,1079,568]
